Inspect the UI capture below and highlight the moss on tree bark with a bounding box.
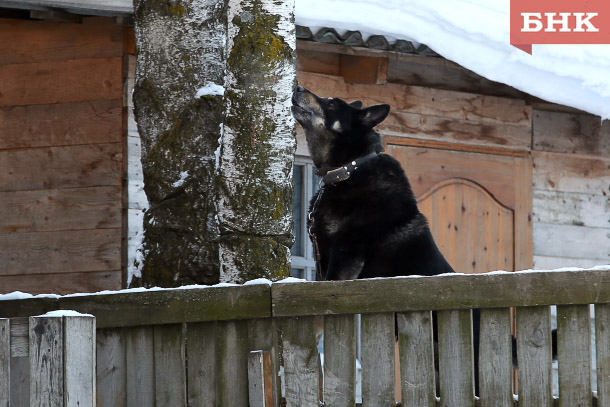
[132,0,296,286]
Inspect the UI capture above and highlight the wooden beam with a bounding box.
[385,135,530,158]
[271,269,610,317]
[59,284,271,328]
[0,0,132,16]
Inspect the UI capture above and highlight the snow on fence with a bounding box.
[1,268,610,407]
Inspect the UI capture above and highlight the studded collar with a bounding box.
[315,152,379,185]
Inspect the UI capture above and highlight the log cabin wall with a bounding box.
[531,107,610,269]
[0,16,131,294]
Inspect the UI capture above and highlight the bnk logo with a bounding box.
[510,0,610,54]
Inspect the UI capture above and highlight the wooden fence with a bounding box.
[1,268,610,407]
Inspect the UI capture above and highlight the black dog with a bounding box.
[291,86,483,395]
[291,86,453,280]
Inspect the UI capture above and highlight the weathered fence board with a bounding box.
[248,350,273,407]
[218,320,249,407]
[0,319,9,407]
[29,316,63,407]
[517,306,553,407]
[153,324,186,407]
[437,309,475,407]
[557,305,592,407]
[248,318,281,407]
[597,303,610,407]
[361,312,395,407]
[281,316,320,407]
[323,314,357,407]
[64,316,96,407]
[397,311,436,407]
[3,269,610,406]
[478,308,513,407]
[60,284,271,328]
[186,321,217,407]
[124,326,154,407]
[271,269,610,316]
[10,356,29,407]
[96,329,126,407]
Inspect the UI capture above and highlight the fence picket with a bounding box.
[281,316,320,407]
[10,356,29,407]
[397,311,436,407]
[186,321,218,407]
[64,315,96,407]
[218,320,249,407]
[596,303,610,407]
[437,309,475,407]
[29,315,63,407]
[248,350,273,407]
[478,308,513,407]
[0,319,9,407]
[248,318,281,407]
[154,324,186,407]
[557,305,592,407]
[516,306,553,407]
[361,312,395,407]
[96,329,126,407]
[324,314,357,407]
[10,317,30,407]
[125,326,154,407]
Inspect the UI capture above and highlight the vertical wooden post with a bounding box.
[397,311,436,407]
[0,319,9,407]
[281,316,320,407]
[596,303,610,407]
[96,329,126,407]
[437,309,475,407]
[218,320,249,407]
[125,326,154,407]
[64,315,96,407]
[324,314,357,407]
[516,306,553,407]
[153,324,186,407]
[478,308,513,407]
[557,305,592,407]
[29,314,96,407]
[248,350,274,407]
[361,312,395,407]
[30,315,64,407]
[187,321,218,407]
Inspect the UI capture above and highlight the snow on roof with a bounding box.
[296,0,610,118]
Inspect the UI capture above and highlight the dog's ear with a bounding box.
[359,104,390,129]
[349,100,363,109]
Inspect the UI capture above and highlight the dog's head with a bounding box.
[291,86,390,169]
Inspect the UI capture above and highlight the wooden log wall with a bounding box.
[0,17,130,294]
[531,108,610,269]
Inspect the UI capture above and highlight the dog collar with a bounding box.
[316,152,379,185]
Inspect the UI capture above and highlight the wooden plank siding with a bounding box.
[0,17,127,294]
[532,109,610,270]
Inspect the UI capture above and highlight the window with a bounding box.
[291,157,321,280]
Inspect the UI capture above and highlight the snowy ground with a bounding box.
[296,0,610,118]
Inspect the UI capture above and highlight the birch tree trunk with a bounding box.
[132,0,296,286]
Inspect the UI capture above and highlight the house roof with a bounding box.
[296,25,439,57]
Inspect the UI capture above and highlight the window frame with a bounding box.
[291,156,320,281]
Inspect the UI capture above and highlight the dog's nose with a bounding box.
[295,86,305,92]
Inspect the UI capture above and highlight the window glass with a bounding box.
[291,165,303,256]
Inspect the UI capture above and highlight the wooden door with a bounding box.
[418,178,514,274]
[385,140,533,274]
